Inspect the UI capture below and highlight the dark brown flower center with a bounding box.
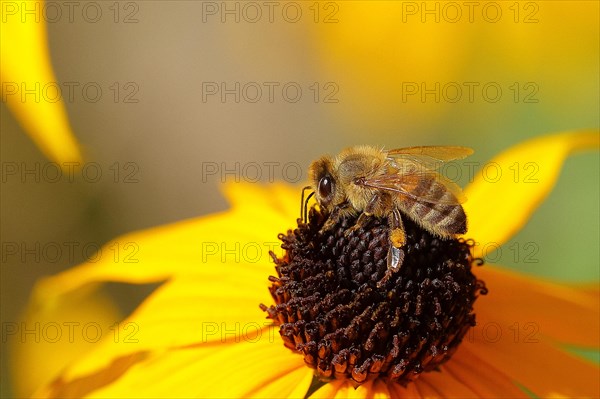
[261,207,486,387]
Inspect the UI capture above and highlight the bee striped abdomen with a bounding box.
[441,204,467,234]
[403,178,467,237]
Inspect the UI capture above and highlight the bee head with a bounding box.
[308,156,340,211]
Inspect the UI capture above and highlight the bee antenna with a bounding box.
[301,185,313,222]
[303,191,315,224]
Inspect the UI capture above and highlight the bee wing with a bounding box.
[386,146,474,170]
[362,170,467,205]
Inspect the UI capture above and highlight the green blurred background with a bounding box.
[1,1,598,397]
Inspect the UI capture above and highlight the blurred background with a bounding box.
[1,1,598,397]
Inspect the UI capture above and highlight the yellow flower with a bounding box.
[23,130,599,398]
[0,0,82,164]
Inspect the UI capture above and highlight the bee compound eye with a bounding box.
[318,176,333,201]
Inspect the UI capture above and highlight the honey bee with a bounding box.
[304,145,473,280]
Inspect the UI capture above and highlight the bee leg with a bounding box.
[320,202,351,233]
[344,193,382,237]
[378,210,406,287]
[343,211,373,237]
[320,208,340,232]
[379,247,406,288]
[388,209,406,248]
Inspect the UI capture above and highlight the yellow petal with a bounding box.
[332,381,367,399]
[28,182,304,395]
[1,0,82,164]
[222,180,303,219]
[46,327,307,398]
[308,380,393,399]
[309,380,345,399]
[32,182,292,305]
[248,367,313,398]
[413,372,480,398]
[465,313,600,398]
[476,266,600,348]
[464,129,599,258]
[386,381,422,399]
[473,338,599,398]
[57,272,274,381]
[368,379,393,399]
[430,346,528,398]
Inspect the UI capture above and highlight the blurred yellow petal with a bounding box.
[464,129,599,258]
[1,0,82,164]
[310,2,599,135]
[10,288,121,398]
[312,2,468,131]
[35,352,155,399]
